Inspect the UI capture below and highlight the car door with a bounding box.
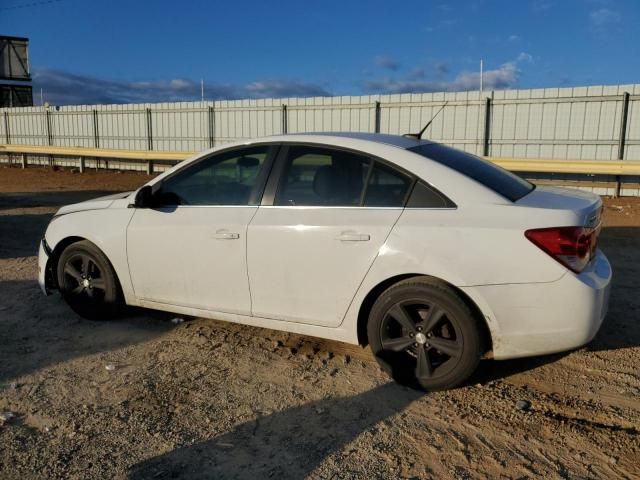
[127,144,277,315]
[247,144,414,327]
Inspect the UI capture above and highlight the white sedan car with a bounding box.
[38,133,611,390]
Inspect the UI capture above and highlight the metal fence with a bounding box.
[1,83,640,194]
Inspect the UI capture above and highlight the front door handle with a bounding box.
[336,232,371,242]
[214,231,240,240]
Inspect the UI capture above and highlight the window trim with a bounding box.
[151,140,456,209]
[358,160,376,206]
[151,143,280,207]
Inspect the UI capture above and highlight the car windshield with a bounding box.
[408,143,534,201]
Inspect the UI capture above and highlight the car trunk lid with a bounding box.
[516,185,602,228]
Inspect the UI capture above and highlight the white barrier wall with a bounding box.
[1,84,639,194]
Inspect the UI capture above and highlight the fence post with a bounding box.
[208,105,215,148]
[281,104,288,134]
[146,108,153,151]
[45,109,54,167]
[92,109,100,148]
[374,101,381,133]
[146,107,154,174]
[615,91,630,197]
[483,97,492,157]
[3,112,9,144]
[45,109,53,146]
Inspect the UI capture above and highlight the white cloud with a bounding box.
[32,69,332,105]
[374,55,400,71]
[169,79,192,89]
[531,0,553,12]
[363,63,518,94]
[244,80,331,98]
[589,8,621,29]
[516,52,534,63]
[363,54,532,94]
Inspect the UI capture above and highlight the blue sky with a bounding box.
[1,0,638,105]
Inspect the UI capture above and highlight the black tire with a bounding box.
[56,240,122,320]
[367,277,482,391]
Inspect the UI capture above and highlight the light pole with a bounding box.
[479,59,483,98]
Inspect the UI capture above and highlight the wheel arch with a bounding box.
[47,236,123,296]
[46,236,85,290]
[356,273,493,355]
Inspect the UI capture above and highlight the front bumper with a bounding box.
[465,249,612,360]
[38,238,53,295]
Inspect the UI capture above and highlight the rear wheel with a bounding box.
[368,277,482,391]
[56,240,122,320]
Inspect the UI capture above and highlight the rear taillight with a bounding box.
[525,226,599,273]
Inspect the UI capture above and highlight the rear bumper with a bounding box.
[37,238,53,296]
[465,249,612,360]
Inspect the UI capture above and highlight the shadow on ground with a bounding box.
[588,226,640,353]
[0,190,125,259]
[0,280,174,383]
[0,213,55,259]
[0,190,124,209]
[129,382,422,480]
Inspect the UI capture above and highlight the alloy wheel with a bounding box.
[378,299,463,381]
[62,253,107,302]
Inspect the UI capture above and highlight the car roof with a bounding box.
[270,132,435,150]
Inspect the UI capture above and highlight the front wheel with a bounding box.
[56,240,122,320]
[368,277,483,391]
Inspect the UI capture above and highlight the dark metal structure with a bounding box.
[0,35,30,81]
[0,35,33,107]
[0,84,33,107]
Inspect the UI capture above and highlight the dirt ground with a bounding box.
[0,165,638,479]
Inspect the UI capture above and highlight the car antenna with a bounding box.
[403,101,448,140]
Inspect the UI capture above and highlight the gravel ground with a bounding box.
[0,165,638,479]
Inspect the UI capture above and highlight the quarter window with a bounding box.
[405,181,456,208]
[363,162,412,207]
[155,146,270,206]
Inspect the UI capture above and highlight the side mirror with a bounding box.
[133,185,153,208]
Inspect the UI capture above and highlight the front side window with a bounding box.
[155,146,270,206]
[275,146,370,206]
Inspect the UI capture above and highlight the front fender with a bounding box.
[43,208,135,303]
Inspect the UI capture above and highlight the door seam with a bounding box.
[337,208,406,328]
[245,206,261,316]
[124,208,139,297]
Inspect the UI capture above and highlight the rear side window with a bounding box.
[408,143,534,201]
[276,146,370,206]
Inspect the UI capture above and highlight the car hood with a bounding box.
[55,191,133,216]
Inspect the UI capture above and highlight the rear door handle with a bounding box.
[336,232,370,242]
[214,231,240,240]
